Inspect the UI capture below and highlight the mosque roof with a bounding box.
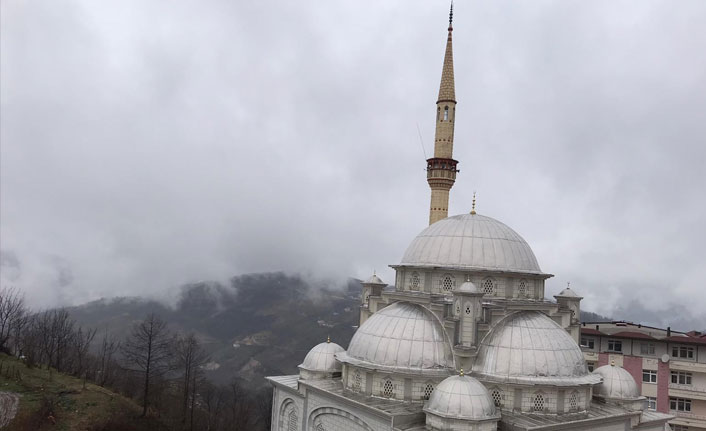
[593,364,641,400]
[423,374,500,421]
[337,302,454,376]
[399,213,546,275]
[472,311,601,386]
[299,340,344,373]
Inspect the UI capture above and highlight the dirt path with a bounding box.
[0,392,20,429]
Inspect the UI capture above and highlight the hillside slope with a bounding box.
[0,353,168,431]
[68,272,362,387]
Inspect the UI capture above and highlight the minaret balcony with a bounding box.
[426,157,458,183]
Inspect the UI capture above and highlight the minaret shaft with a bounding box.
[427,15,458,225]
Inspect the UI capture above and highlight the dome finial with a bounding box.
[611,359,615,367]
[470,192,477,215]
[459,367,464,376]
[327,334,331,343]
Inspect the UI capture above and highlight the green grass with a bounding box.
[0,354,167,431]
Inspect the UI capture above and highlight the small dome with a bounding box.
[400,213,545,274]
[472,311,601,386]
[593,364,640,400]
[337,302,454,375]
[556,287,581,298]
[456,280,481,293]
[364,273,385,285]
[299,340,344,373]
[424,374,500,421]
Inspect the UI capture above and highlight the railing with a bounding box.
[669,410,706,421]
[669,383,706,392]
[670,360,706,372]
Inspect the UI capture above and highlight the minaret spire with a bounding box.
[427,4,459,225]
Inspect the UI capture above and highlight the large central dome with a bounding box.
[400,213,544,274]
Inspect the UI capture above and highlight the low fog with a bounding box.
[2,1,705,326]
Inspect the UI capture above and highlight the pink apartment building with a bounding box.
[581,321,706,431]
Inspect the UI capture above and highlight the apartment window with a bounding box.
[640,343,655,355]
[673,426,689,431]
[587,362,595,372]
[671,371,693,385]
[672,345,695,359]
[608,339,622,352]
[580,337,595,349]
[646,397,657,411]
[642,370,657,384]
[670,397,692,412]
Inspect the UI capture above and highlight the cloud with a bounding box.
[2,0,705,326]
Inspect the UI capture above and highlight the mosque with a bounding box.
[267,7,674,431]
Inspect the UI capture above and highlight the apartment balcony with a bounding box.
[669,411,706,429]
[671,360,706,373]
[669,384,706,401]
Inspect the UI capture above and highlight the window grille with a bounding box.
[482,278,494,295]
[315,424,325,431]
[519,279,527,296]
[423,383,434,400]
[533,393,545,411]
[465,304,472,315]
[491,389,502,407]
[353,370,361,392]
[569,391,578,410]
[288,410,298,431]
[410,272,420,290]
[441,275,454,292]
[455,301,461,315]
[383,378,394,398]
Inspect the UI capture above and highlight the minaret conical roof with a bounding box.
[437,5,456,103]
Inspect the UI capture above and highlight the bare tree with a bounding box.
[73,326,97,388]
[97,329,120,387]
[174,333,209,426]
[122,313,173,417]
[0,287,27,354]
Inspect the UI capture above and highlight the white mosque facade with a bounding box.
[267,8,674,431]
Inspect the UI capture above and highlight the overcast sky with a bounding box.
[2,0,705,327]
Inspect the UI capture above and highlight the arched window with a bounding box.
[491,388,503,407]
[353,370,362,392]
[452,107,455,121]
[440,274,454,292]
[465,303,472,315]
[482,278,495,295]
[382,378,394,398]
[288,410,298,431]
[410,272,420,291]
[437,107,440,121]
[455,301,461,316]
[569,391,579,411]
[443,106,449,121]
[423,383,435,400]
[518,279,527,297]
[533,393,545,412]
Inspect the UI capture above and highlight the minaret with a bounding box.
[427,4,459,225]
